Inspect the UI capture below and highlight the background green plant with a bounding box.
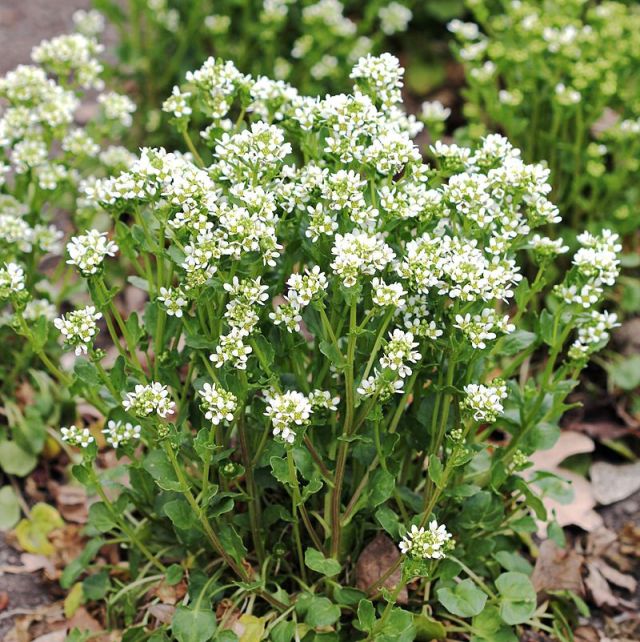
[452,0,640,237]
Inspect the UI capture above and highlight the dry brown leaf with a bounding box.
[590,559,637,593]
[67,607,102,633]
[0,553,55,575]
[620,523,640,558]
[566,420,636,441]
[531,540,585,596]
[148,579,187,605]
[585,563,620,608]
[32,633,66,642]
[574,626,600,642]
[355,533,407,604]
[148,603,175,624]
[530,432,595,470]
[0,591,9,611]
[49,483,88,524]
[590,461,640,505]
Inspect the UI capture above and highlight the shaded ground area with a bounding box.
[0,535,56,638]
[0,0,90,75]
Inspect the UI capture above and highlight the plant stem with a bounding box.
[329,299,357,558]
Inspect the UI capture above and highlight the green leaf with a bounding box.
[459,491,504,530]
[305,597,341,628]
[305,547,342,577]
[165,498,197,530]
[165,564,184,586]
[74,360,101,386]
[0,485,21,530]
[437,579,487,617]
[537,310,556,347]
[269,456,291,488]
[495,572,536,625]
[319,340,346,369]
[0,440,37,476]
[83,570,111,600]
[61,538,105,589]
[143,449,182,491]
[88,502,118,533]
[493,551,533,575]
[269,621,294,642]
[428,455,444,489]
[498,330,536,356]
[375,505,402,539]
[172,605,217,642]
[413,613,446,640]
[357,599,375,632]
[14,503,64,555]
[608,355,640,391]
[368,468,395,506]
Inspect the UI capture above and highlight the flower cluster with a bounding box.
[102,420,141,448]
[399,521,453,560]
[462,380,508,423]
[123,383,176,419]
[61,425,94,448]
[53,306,102,356]
[198,382,238,425]
[264,390,313,444]
[66,230,119,276]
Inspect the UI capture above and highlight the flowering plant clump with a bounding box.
[89,0,445,142]
[0,23,135,485]
[13,50,615,640]
[450,0,640,234]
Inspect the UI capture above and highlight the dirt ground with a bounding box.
[0,0,90,75]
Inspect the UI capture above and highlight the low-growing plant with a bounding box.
[14,54,621,640]
[450,0,640,236]
[0,24,135,523]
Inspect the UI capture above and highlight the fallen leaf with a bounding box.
[574,626,600,642]
[148,603,175,624]
[355,533,407,604]
[590,559,637,593]
[590,461,640,505]
[585,563,620,608]
[530,432,595,470]
[591,107,620,136]
[0,591,8,611]
[531,540,585,597]
[566,420,636,441]
[32,632,66,642]
[539,469,603,534]
[13,503,64,555]
[619,523,640,558]
[0,553,55,575]
[49,484,88,524]
[67,606,102,633]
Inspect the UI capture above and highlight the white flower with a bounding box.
[66,230,118,276]
[54,305,102,355]
[198,382,237,425]
[372,278,406,308]
[264,389,312,444]
[123,382,175,419]
[462,381,507,423]
[102,420,141,448]
[380,329,421,378]
[61,425,94,448]
[98,91,136,126]
[158,287,188,317]
[0,262,26,299]
[399,521,452,560]
[379,2,412,36]
[420,100,451,123]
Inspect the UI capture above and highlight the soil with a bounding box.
[0,0,90,75]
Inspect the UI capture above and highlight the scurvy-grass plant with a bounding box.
[9,53,621,640]
[450,0,640,235]
[91,0,418,140]
[0,24,136,498]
